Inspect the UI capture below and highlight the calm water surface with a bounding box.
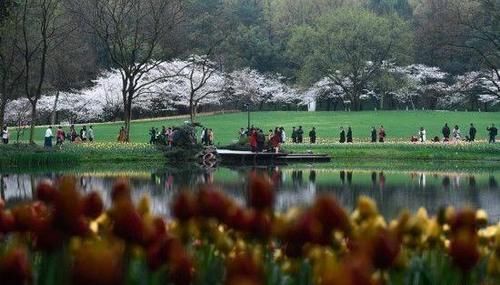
[1,166,499,221]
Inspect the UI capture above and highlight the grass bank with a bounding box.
[0,143,164,170]
[1,141,498,171]
[285,142,500,161]
[21,111,500,145]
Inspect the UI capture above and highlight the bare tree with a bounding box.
[0,2,24,129]
[67,0,184,142]
[184,56,226,122]
[17,0,66,143]
[452,0,500,99]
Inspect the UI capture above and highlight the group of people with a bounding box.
[240,126,285,153]
[43,125,95,148]
[200,128,215,146]
[237,122,497,148]
[148,126,176,145]
[341,125,387,143]
[411,123,497,143]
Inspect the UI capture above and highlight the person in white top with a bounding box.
[452,125,461,142]
[44,126,53,148]
[419,127,426,142]
[2,126,8,144]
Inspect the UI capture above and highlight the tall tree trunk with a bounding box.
[379,93,384,110]
[29,101,37,144]
[50,91,60,126]
[189,95,194,123]
[0,97,6,128]
[124,100,132,142]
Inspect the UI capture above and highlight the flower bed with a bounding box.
[0,176,499,285]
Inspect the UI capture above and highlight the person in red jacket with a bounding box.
[249,128,258,152]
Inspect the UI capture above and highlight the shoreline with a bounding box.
[0,142,498,171]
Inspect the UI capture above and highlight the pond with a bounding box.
[1,165,499,221]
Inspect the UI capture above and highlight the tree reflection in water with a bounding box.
[0,167,499,220]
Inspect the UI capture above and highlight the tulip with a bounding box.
[248,174,274,210]
[369,229,401,270]
[450,208,477,234]
[36,179,57,203]
[83,191,104,219]
[172,192,199,221]
[0,247,31,285]
[0,210,16,234]
[169,251,194,285]
[111,178,131,202]
[111,200,145,244]
[198,187,230,220]
[449,229,480,272]
[313,195,350,234]
[72,241,123,285]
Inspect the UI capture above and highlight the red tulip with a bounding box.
[250,211,272,239]
[12,202,51,232]
[0,247,31,285]
[450,208,477,234]
[172,192,199,221]
[198,187,230,220]
[248,175,274,210]
[369,229,401,270]
[0,210,16,234]
[449,229,480,272]
[83,191,104,219]
[111,178,131,202]
[169,252,194,285]
[226,253,263,284]
[111,200,145,244]
[53,179,86,235]
[36,179,57,203]
[313,195,350,234]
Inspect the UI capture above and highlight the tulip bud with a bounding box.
[83,192,104,220]
[36,179,57,203]
[172,192,199,221]
[313,195,350,234]
[111,178,131,202]
[248,175,274,210]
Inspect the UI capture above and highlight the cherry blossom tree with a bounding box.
[229,68,298,110]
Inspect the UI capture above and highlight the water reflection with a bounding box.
[1,167,499,221]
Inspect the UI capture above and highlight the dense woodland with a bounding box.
[0,0,499,141]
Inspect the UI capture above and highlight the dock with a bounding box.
[216,149,331,165]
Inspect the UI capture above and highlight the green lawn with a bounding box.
[24,111,500,145]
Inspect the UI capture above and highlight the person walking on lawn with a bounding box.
[44,126,54,148]
[442,123,451,142]
[371,126,377,143]
[468,123,477,142]
[297,126,304,143]
[487,123,498,143]
[347,127,353,143]
[309,127,316,144]
[339,127,346,143]
[378,125,386,143]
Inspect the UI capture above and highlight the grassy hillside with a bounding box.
[23,111,499,145]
